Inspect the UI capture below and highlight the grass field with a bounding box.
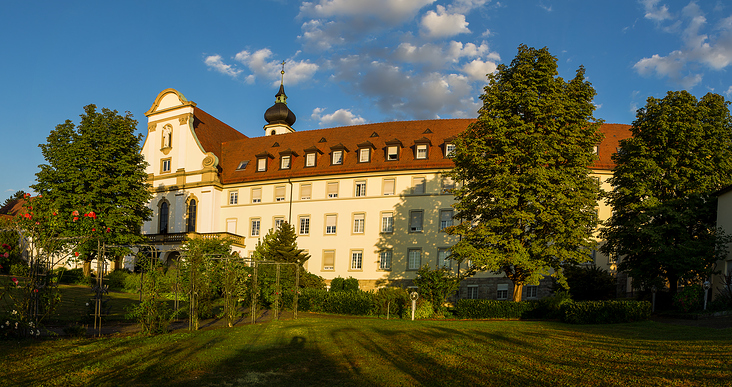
[1,316,730,387]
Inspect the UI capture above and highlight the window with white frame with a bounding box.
[257,157,267,172]
[381,212,394,233]
[251,188,261,203]
[327,182,339,198]
[441,175,455,193]
[351,250,363,270]
[497,284,509,300]
[322,250,335,271]
[229,191,239,205]
[353,213,365,234]
[325,214,337,234]
[408,249,421,270]
[416,144,428,159]
[305,152,316,167]
[526,285,538,299]
[300,184,311,200]
[274,217,285,230]
[379,250,392,270]
[467,285,479,299]
[409,210,423,232]
[440,209,453,231]
[445,143,456,157]
[355,181,366,197]
[412,177,426,194]
[387,146,398,160]
[359,148,370,163]
[275,185,286,202]
[437,248,450,268]
[161,158,171,173]
[383,178,395,196]
[332,150,343,165]
[280,155,291,169]
[251,218,261,237]
[299,216,310,235]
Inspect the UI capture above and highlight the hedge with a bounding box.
[561,300,651,324]
[298,288,412,317]
[453,299,539,319]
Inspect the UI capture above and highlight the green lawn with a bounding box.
[0,316,730,387]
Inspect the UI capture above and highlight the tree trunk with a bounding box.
[83,260,91,277]
[113,256,122,271]
[512,283,524,302]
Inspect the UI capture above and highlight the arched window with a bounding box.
[187,199,197,232]
[159,201,169,234]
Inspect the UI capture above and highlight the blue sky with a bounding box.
[2,0,731,204]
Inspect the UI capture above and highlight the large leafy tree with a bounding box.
[601,91,732,294]
[448,45,603,301]
[32,105,152,272]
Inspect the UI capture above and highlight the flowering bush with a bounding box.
[672,285,704,313]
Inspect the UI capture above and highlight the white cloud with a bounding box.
[725,85,732,97]
[299,0,435,24]
[204,55,242,78]
[634,3,732,87]
[420,5,470,38]
[461,59,498,81]
[235,49,318,86]
[311,107,367,126]
[640,0,672,22]
[448,0,490,14]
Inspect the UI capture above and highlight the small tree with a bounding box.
[448,45,603,301]
[413,265,461,314]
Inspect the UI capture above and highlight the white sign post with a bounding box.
[410,291,419,321]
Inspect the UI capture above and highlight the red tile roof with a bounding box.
[216,120,630,184]
[193,107,248,161]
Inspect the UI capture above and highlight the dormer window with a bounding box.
[332,150,343,165]
[444,138,456,158]
[255,151,274,172]
[416,144,428,159]
[306,153,316,167]
[281,155,291,169]
[387,146,398,160]
[357,141,375,163]
[330,144,348,165]
[359,148,370,162]
[385,139,402,161]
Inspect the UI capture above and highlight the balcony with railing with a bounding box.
[144,232,246,248]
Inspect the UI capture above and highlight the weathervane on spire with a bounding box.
[280,60,286,85]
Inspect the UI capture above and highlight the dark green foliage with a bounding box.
[53,268,87,285]
[712,273,732,310]
[413,265,461,314]
[528,290,574,319]
[454,299,539,319]
[0,230,24,274]
[560,300,651,324]
[672,285,704,313]
[255,222,309,264]
[448,45,603,300]
[329,276,359,292]
[32,104,152,263]
[602,91,732,294]
[0,190,26,211]
[105,269,131,290]
[298,287,411,317]
[556,265,616,301]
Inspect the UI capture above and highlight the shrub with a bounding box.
[372,287,410,318]
[526,290,573,319]
[413,265,461,313]
[105,269,131,290]
[672,285,704,313]
[299,288,373,315]
[454,299,539,319]
[54,268,86,285]
[329,276,359,292]
[561,300,651,324]
[557,265,616,301]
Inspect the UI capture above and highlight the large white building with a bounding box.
[140,86,631,299]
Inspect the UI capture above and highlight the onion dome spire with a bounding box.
[264,61,296,127]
